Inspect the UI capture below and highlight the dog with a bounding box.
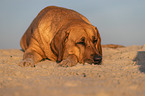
[20,6,102,67]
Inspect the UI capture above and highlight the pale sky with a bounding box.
[0,0,145,49]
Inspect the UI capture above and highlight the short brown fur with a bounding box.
[20,6,102,67]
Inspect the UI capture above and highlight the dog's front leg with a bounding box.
[19,49,43,67]
[59,55,78,67]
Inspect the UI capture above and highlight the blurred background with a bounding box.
[0,0,145,49]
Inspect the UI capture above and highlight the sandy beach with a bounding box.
[0,45,145,96]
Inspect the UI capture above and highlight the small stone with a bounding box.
[99,75,101,77]
[82,73,86,77]
[76,73,79,75]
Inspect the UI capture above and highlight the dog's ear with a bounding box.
[95,27,102,55]
[50,31,69,62]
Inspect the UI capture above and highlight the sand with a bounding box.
[0,45,145,96]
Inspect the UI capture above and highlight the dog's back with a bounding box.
[20,6,91,51]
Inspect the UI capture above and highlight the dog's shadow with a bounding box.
[133,51,145,73]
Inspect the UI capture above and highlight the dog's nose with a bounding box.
[93,55,102,64]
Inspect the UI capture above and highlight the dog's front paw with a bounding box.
[59,59,76,67]
[19,58,35,67]
[58,55,78,67]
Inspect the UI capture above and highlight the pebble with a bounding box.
[82,73,86,77]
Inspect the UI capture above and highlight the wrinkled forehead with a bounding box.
[69,26,97,41]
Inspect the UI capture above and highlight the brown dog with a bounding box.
[20,6,102,67]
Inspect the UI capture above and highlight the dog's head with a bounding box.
[51,23,102,65]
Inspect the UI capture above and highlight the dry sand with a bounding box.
[0,45,145,96]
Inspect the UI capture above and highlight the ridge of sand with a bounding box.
[0,45,145,96]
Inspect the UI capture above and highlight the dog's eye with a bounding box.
[76,41,85,45]
[93,39,98,44]
[76,37,85,45]
[92,36,98,44]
